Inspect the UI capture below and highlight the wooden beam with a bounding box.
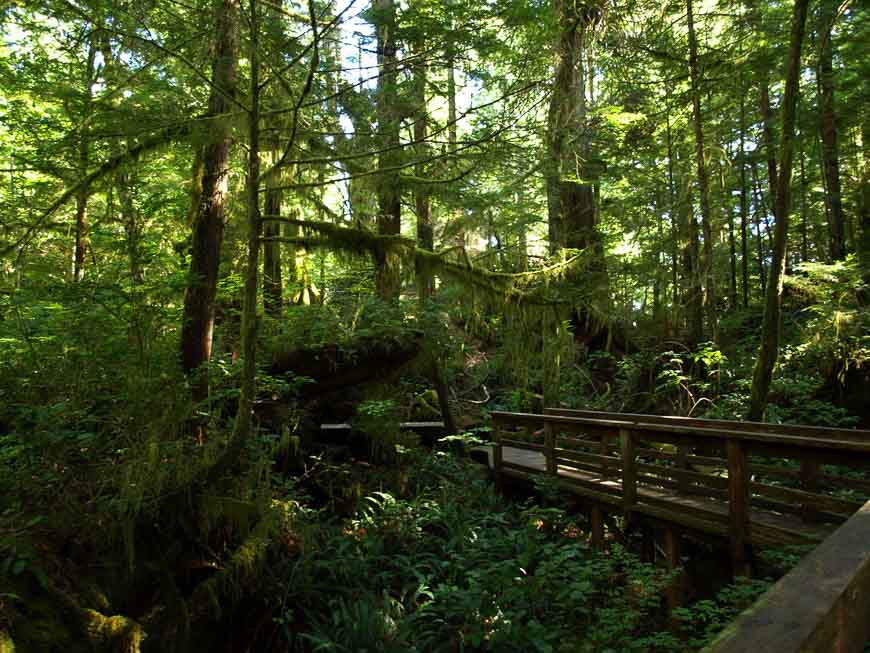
[590,504,604,550]
[621,428,637,515]
[727,439,751,578]
[544,422,556,475]
[665,526,684,612]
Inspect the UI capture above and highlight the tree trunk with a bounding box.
[73,32,97,282]
[546,1,598,257]
[758,71,779,221]
[374,0,402,301]
[413,49,434,298]
[859,92,870,302]
[818,0,845,260]
[263,154,283,318]
[686,0,716,337]
[180,0,239,410]
[739,86,750,307]
[748,0,810,421]
[233,0,261,442]
[751,160,768,297]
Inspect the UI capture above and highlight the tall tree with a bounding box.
[748,0,810,420]
[817,0,845,260]
[373,0,402,301]
[179,0,240,417]
[686,0,716,337]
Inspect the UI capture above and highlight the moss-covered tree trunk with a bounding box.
[180,0,239,418]
[546,0,600,259]
[263,151,283,319]
[748,0,810,421]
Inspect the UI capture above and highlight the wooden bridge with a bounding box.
[486,409,870,652]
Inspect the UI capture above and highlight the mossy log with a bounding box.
[269,331,424,397]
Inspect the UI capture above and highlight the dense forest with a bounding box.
[0,0,868,650]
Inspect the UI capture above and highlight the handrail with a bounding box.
[543,407,870,442]
[705,500,870,653]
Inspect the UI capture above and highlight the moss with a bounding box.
[189,509,281,617]
[82,610,144,653]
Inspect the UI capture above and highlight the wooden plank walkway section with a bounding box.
[489,410,870,576]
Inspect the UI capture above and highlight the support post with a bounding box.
[621,428,637,515]
[590,504,604,550]
[800,458,821,521]
[727,438,751,578]
[677,436,690,493]
[544,421,556,475]
[665,525,684,612]
[493,418,503,489]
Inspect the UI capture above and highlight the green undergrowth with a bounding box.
[263,449,773,652]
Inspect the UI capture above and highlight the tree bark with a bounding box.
[818,0,845,260]
[546,0,599,258]
[233,0,261,442]
[748,0,810,421]
[180,0,239,411]
[73,31,97,282]
[373,0,402,301]
[686,0,717,337]
[413,48,434,298]
[263,154,283,318]
[739,85,750,307]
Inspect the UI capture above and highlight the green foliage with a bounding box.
[271,452,689,652]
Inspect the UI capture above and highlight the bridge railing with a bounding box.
[705,499,870,653]
[490,410,870,574]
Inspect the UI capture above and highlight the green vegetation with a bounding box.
[1,0,868,650]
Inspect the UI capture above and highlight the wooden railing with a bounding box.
[706,499,870,653]
[490,410,870,575]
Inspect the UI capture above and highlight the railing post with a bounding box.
[726,438,751,578]
[677,435,690,493]
[544,421,556,475]
[664,525,684,613]
[492,417,503,489]
[590,504,604,550]
[800,458,821,521]
[621,428,637,516]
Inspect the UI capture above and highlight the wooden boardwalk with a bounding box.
[488,410,870,573]
[486,409,870,652]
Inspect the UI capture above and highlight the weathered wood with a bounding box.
[727,439,751,578]
[590,504,604,550]
[800,458,822,521]
[664,525,683,611]
[492,419,503,488]
[543,407,870,443]
[677,436,690,493]
[491,409,869,563]
[544,422,556,475]
[706,501,870,653]
[621,428,637,514]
